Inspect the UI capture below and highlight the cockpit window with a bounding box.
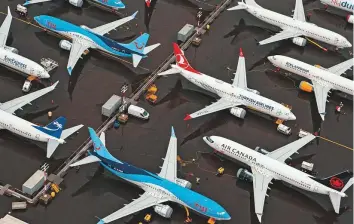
[206,136,214,143]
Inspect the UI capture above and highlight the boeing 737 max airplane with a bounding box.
[34,12,160,75]
[70,127,231,224]
[0,81,84,158]
[268,55,354,120]
[24,0,125,10]
[158,43,296,121]
[0,7,50,79]
[228,0,352,48]
[203,135,353,222]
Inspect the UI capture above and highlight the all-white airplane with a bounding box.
[268,55,354,120]
[158,43,296,121]
[0,7,50,79]
[320,0,354,23]
[228,0,352,49]
[0,81,84,158]
[203,134,354,223]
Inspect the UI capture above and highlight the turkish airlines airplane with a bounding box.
[320,0,354,24]
[268,55,354,120]
[203,135,353,223]
[0,7,49,79]
[227,0,352,48]
[0,81,84,158]
[158,43,296,121]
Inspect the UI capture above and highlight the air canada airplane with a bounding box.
[0,81,84,158]
[268,55,354,120]
[0,7,50,79]
[228,0,352,48]
[203,135,353,223]
[70,127,231,224]
[158,43,295,121]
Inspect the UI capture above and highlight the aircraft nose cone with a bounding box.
[346,41,352,48]
[289,112,296,120]
[33,16,40,23]
[44,72,50,79]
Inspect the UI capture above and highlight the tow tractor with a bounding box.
[15,4,27,17]
[22,75,36,93]
[275,103,292,135]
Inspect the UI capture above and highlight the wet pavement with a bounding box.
[0,0,352,223]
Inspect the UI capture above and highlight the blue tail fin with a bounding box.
[33,116,66,138]
[125,33,150,54]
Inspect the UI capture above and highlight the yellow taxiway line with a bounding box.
[318,136,353,151]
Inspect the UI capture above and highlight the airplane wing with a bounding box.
[312,81,332,120]
[251,166,274,222]
[292,0,306,22]
[158,127,177,182]
[0,81,59,114]
[23,0,52,6]
[186,98,242,120]
[232,48,247,89]
[66,39,92,75]
[258,30,299,45]
[0,7,12,48]
[267,134,316,163]
[99,192,168,223]
[327,58,354,76]
[90,11,138,36]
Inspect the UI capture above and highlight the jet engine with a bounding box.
[347,15,354,24]
[154,204,173,218]
[246,88,260,95]
[254,146,269,155]
[299,81,313,93]
[229,107,246,119]
[59,40,72,51]
[80,25,90,30]
[236,168,253,182]
[175,178,192,189]
[4,46,19,54]
[69,0,83,7]
[292,37,307,47]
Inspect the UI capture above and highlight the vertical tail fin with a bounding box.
[41,116,66,138]
[172,43,201,74]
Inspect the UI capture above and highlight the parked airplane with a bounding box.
[70,127,231,223]
[0,81,84,158]
[158,43,296,121]
[24,0,125,10]
[0,7,49,79]
[268,55,354,120]
[203,134,353,223]
[34,12,160,75]
[227,0,352,49]
[320,0,354,23]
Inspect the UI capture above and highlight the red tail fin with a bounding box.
[173,43,201,74]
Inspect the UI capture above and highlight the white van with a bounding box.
[127,105,149,120]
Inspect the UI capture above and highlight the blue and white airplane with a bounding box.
[70,127,231,224]
[34,12,160,75]
[0,81,84,158]
[24,0,125,11]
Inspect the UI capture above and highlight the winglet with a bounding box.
[131,11,138,18]
[184,114,192,121]
[7,6,11,16]
[171,126,176,137]
[239,48,244,57]
[52,81,59,88]
[67,67,73,75]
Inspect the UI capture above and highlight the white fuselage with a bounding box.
[0,48,49,79]
[173,65,294,120]
[0,109,61,143]
[243,3,352,48]
[321,0,354,13]
[208,136,345,196]
[269,55,354,95]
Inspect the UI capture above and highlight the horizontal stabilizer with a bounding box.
[47,139,60,158]
[132,54,143,67]
[60,124,84,140]
[143,43,161,54]
[70,155,101,167]
[100,132,106,147]
[329,191,345,214]
[227,4,247,10]
[157,68,180,76]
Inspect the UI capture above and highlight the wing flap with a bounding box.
[0,81,59,114]
[267,134,316,162]
[293,0,306,22]
[232,48,247,89]
[327,58,354,76]
[0,7,12,48]
[158,127,177,182]
[258,30,298,45]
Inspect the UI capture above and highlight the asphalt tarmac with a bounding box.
[0,0,352,223]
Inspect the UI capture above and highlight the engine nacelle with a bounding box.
[347,14,354,24]
[4,46,19,54]
[69,0,83,7]
[236,168,253,182]
[175,178,192,189]
[299,81,313,93]
[246,88,260,95]
[254,146,269,155]
[59,40,72,51]
[80,25,90,30]
[292,37,307,47]
[154,204,173,218]
[229,107,246,119]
